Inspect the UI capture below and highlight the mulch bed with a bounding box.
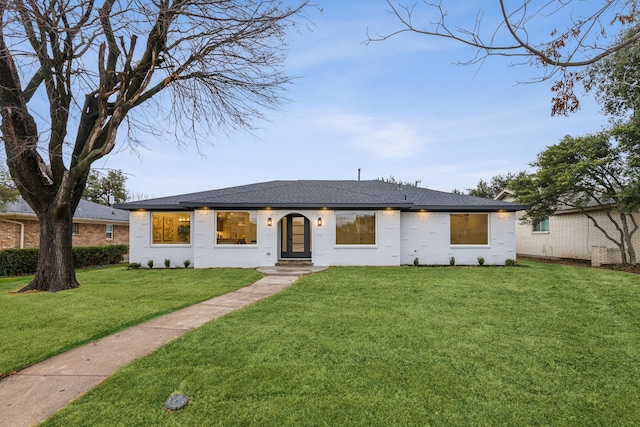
[519,256,640,275]
[598,264,640,274]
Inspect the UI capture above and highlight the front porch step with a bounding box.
[276,260,313,267]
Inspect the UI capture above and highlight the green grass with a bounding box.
[39,261,640,426]
[0,267,262,377]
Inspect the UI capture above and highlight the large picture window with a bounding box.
[216,211,257,244]
[152,212,191,244]
[336,211,376,245]
[450,214,488,245]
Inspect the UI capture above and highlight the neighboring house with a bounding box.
[0,198,129,250]
[496,190,639,265]
[116,180,527,268]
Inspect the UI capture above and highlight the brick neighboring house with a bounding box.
[497,190,640,266]
[0,198,129,250]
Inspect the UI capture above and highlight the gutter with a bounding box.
[1,219,24,248]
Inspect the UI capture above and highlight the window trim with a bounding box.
[72,223,79,235]
[449,213,490,246]
[533,217,550,233]
[215,210,258,246]
[105,224,114,240]
[150,212,192,246]
[335,211,377,246]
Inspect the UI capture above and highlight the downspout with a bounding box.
[1,219,25,248]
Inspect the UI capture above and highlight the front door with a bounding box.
[281,214,311,259]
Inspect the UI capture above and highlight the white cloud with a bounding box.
[311,112,427,159]
[353,120,424,159]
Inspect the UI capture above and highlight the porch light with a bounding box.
[267,217,272,227]
[317,218,323,227]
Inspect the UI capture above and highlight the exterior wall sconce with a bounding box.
[267,218,272,227]
[317,218,323,227]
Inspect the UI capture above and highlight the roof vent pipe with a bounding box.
[357,168,361,181]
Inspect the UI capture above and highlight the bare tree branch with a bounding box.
[370,0,640,115]
[0,0,313,291]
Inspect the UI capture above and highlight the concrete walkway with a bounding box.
[0,270,317,427]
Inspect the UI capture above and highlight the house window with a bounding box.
[106,224,113,240]
[450,213,489,245]
[336,211,376,245]
[533,218,550,232]
[216,211,257,244]
[72,223,79,235]
[152,212,191,244]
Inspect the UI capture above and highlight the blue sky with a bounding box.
[99,1,610,199]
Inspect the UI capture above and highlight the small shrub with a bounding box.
[0,248,39,277]
[449,256,455,266]
[477,256,485,266]
[505,258,517,267]
[413,257,420,266]
[164,259,171,268]
[183,259,191,268]
[128,262,142,270]
[73,245,128,267]
[147,259,154,269]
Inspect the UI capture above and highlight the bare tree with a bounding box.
[369,0,639,115]
[0,0,311,292]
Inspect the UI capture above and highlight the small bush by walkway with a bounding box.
[42,261,640,426]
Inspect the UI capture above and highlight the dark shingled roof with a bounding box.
[116,180,528,212]
[2,198,129,222]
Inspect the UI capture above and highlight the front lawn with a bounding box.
[0,267,262,377]
[42,262,640,426]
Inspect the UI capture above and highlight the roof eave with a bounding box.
[409,204,529,212]
[113,203,189,211]
[115,202,529,212]
[1,212,129,223]
[181,202,414,210]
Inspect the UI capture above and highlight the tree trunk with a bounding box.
[17,202,79,292]
[628,238,637,266]
[587,211,636,265]
[627,247,636,266]
[621,213,637,265]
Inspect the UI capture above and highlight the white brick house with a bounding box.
[116,180,527,268]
